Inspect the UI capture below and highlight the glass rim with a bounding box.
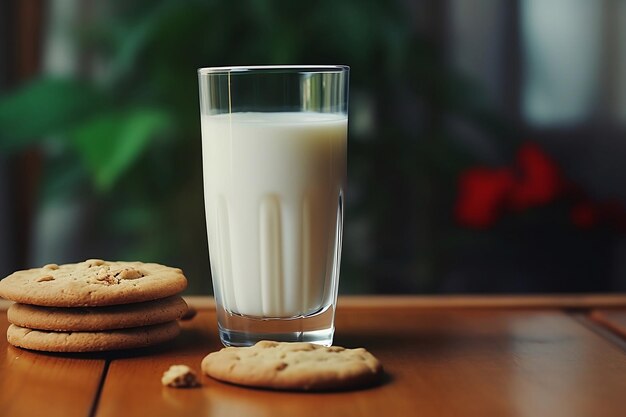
[198,65,349,75]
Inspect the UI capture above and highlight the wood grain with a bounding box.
[1,298,625,417]
[94,304,626,417]
[0,311,106,417]
[94,310,221,417]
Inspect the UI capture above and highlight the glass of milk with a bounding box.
[198,65,349,346]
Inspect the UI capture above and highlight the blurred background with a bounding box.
[1,0,625,295]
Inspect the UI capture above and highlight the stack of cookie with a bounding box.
[0,259,188,352]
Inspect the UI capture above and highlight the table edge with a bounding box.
[2,294,625,312]
[180,294,626,310]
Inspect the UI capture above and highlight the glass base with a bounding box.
[216,305,335,347]
[219,327,334,347]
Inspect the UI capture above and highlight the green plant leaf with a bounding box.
[103,4,169,85]
[70,108,173,191]
[0,77,106,151]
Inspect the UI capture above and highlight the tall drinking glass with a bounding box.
[198,65,349,346]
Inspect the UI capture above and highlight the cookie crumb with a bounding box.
[162,365,200,388]
[43,264,59,270]
[37,275,55,282]
[95,272,119,286]
[85,259,106,268]
[114,268,144,280]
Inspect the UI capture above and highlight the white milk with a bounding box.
[201,112,347,318]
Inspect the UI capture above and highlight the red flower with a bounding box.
[455,142,564,228]
[455,168,515,228]
[508,143,563,211]
[455,141,626,231]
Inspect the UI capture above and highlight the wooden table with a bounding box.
[1,295,626,417]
